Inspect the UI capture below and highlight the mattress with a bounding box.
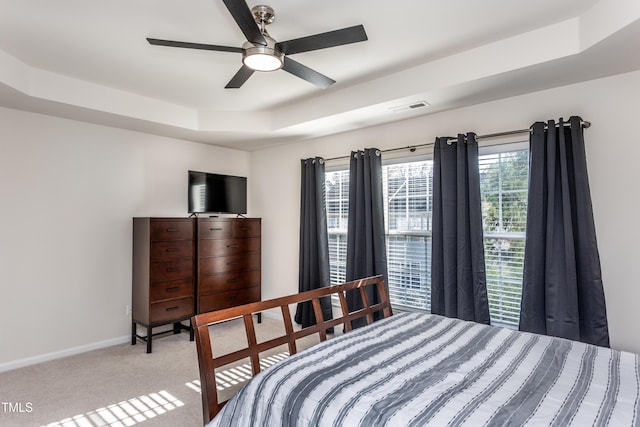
[208,312,640,426]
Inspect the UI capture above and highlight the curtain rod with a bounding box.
[324,119,591,162]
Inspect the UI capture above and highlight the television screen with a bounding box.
[188,171,247,214]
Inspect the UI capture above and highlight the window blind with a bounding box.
[383,161,432,311]
[479,150,528,326]
[326,170,349,285]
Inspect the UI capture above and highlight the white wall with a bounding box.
[251,69,640,355]
[0,108,250,369]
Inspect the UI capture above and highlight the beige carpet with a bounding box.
[0,315,331,427]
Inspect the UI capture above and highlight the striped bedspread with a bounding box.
[209,312,640,426]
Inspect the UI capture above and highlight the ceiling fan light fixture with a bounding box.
[242,33,284,72]
[242,46,283,71]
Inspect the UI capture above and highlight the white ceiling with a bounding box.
[0,0,639,151]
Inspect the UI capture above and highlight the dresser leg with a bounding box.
[173,322,181,334]
[189,319,194,341]
[146,326,152,354]
[257,313,262,323]
[131,322,137,345]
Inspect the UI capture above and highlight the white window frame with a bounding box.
[325,166,350,286]
[382,155,433,311]
[478,139,529,328]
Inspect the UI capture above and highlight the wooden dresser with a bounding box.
[196,217,261,316]
[132,217,195,353]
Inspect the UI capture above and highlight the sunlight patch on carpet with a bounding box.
[186,351,290,392]
[41,390,184,427]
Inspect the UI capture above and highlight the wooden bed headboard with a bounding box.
[191,275,392,425]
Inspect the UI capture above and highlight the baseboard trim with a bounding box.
[0,335,130,373]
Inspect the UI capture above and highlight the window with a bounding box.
[479,149,528,325]
[383,161,432,310]
[325,170,349,285]
[324,145,528,327]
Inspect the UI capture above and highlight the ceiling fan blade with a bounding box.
[282,57,335,89]
[147,38,242,53]
[225,65,255,89]
[222,0,267,46]
[276,25,367,55]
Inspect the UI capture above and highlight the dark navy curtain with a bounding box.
[345,148,389,328]
[431,133,491,324]
[519,116,609,347]
[295,157,333,329]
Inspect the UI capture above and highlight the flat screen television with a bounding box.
[188,170,247,215]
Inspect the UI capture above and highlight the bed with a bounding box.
[192,275,640,426]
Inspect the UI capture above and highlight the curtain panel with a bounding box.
[431,133,491,324]
[519,116,609,347]
[345,148,389,328]
[295,157,333,329]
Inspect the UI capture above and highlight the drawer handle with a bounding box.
[166,228,178,232]
[227,278,238,283]
[166,306,179,312]
[166,286,180,292]
[166,267,180,272]
[226,244,238,248]
[210,228,223,231]
[166,248,179,252]
[241,227,249,231]
[226,261,238,266]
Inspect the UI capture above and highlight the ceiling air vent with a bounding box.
[390,101,430,112]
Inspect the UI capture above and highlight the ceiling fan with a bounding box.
[146,0,368,89]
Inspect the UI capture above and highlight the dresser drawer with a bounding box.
[199,237,260,258]
[150,258,193,281]
[150,220,193,241]
[150,277,193,302]
[232,220,261,238]
[150,296,194,323]
[151,240,194,261]
[198,286,260,313]
[198,220,232,239]
[198,270,260,295]
[199,252,260,275]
